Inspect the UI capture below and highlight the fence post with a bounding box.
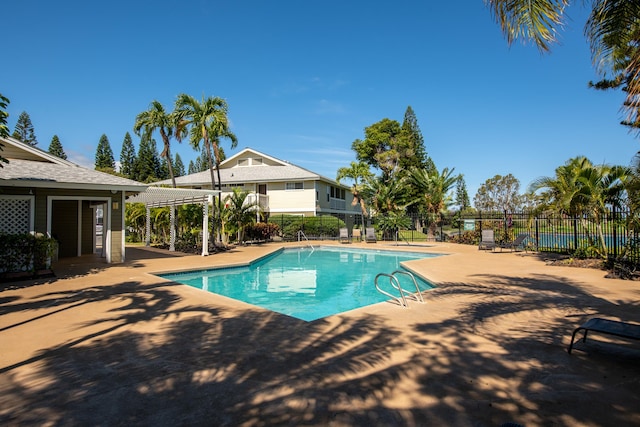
[573,217,578,254]
[612,206,617,260]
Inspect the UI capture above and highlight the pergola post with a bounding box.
[145,207,151,247]
[169,206,176,251]
[202,195,211,256]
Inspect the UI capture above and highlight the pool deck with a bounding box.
[1,241,639,426]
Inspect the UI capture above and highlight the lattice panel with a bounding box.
[0,198,31,234]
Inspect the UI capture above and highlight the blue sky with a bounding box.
[3,0,638,199]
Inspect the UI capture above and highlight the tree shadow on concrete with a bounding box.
[2,271,639,426]
[0,279,422,426]
[406,274,640,426]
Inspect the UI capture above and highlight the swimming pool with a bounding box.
[158,246,440,321]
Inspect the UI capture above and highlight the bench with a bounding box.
[568,317,640,354]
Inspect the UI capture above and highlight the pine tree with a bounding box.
[158,157,169,180]
[119,132,136,178]
[134,133,162,182]
[0,93,10,167]
[95,134,115,171]
[174,153,185,177]
[196,154,208,172]
[188,160,196,175]
[455,174,471,210]
[48,135,67,159]
[12,111,38,146]
[401,106,435,173]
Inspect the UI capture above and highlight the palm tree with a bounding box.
[409,166,458,237]
[485,0,640,126]
[134,101,178,187]
[174,94,229,191]
[224,188,261,243]
[336,161,373,230]
[376,211,412,245]
[208,117,238,196]
[529,156,630,257]
[529,156,594,216]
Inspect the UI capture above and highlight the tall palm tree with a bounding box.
[336,161,373,230]
[485,0,640,126]
[174,94,229,191]
[134,100,178,187]
[208,117,238,196]
[174,94,232,244]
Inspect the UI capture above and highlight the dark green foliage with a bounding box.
[456,175,470,210]
[95,134,115,170]
[352,109,434,180]
[119,132,136,178]
[268,214,345,240]
[48,135,67,160]
[0,233,58,275]
[11,111,38,145]
[352,118,403,179]
[133,133,162,182]
[188,154,208,174]
[0,93,9,167]
[174,153,185,177]
[401,106,433,172]
[158,158,170,181]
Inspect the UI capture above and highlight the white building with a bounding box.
[154,148,363,223]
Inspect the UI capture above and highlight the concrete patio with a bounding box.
[1,241,639,426]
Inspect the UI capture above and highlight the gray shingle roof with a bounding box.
[1,158,146,190]
[156,163,321,187]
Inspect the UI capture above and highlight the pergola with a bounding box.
[126,187,220,256]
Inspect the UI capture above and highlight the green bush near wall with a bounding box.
[268,215,345,239]
[0,233,58,275]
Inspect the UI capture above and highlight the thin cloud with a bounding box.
[314,99,347,115]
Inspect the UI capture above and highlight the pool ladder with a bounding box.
[297,230,314,250]
[374,270,425,308]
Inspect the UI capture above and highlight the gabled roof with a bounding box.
[1,136,77,165]
[154,147,344,188]
[0,136,146,191]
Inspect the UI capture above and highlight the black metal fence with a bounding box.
[447,210,639,261]
[266,210,640,264]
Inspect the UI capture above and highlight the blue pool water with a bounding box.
[158,246,439,322]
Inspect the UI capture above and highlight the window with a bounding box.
[237,159,249,167]
[286,182,303,190]
[252,158,263,166]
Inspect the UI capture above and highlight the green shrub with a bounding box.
[0,233,58,273]
[268,215,345,239]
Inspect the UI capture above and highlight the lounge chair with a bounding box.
[365,227,377,243]
[478,229,496,251]
[568,317,640,354]
[352,228,362,242]
[339,227,350,243]
[499,233,529,252]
